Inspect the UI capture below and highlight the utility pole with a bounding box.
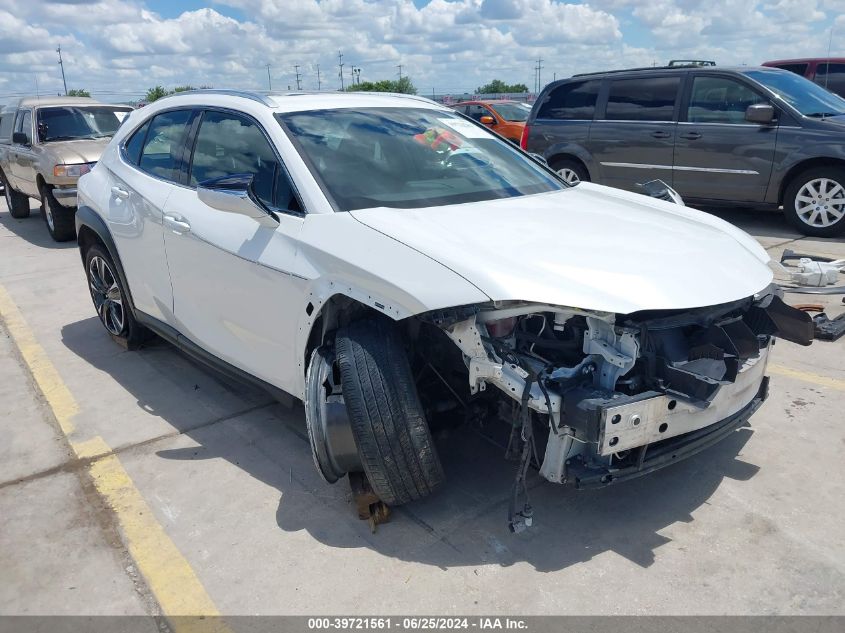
[397,64,403,81]
[294,65,302,90]
[56,45,68,95]
[534,57,543,93]
[266,63,272,91]
[338,51,345,90]
[316,64,321,90]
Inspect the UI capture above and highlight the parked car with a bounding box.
[523,65,845,237]
[75,90,811,528]
[451,100,529,143]
[762,58,845,98]
[0,97,133,241]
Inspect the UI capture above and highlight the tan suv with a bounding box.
[0,97,132,241]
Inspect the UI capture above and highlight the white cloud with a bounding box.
[0,0,842,103]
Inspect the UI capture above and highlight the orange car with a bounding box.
[451,100,530,143]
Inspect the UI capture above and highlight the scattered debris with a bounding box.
[777,248,845,290]
[812,313,845,341]
[349,471,390,532]
[793,303,825,312]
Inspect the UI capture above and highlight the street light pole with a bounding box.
[57,45,68,95]
[266,64,272,91]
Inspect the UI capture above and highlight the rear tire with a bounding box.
[1,171,31,218]
[550,157,589,186]
[783,167,845,237]
[39,182,76,242]
[335,317,444,506]
[84,243,148,349]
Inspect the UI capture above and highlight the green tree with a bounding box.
[172,85,196,93]
[476,79,529,94]
[348,77,417,95]
[145,86,170,102]
[67,88,90,97]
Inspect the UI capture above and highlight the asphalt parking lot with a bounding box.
[1,199,844,618]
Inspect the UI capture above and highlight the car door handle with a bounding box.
[110,186,129,200]
[680,132,702,140]
[650,130,672,139]
[163,215,191,234]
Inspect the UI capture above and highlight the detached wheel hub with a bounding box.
[305,346,361,483]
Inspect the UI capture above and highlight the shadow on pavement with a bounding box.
[0,202,77,250]
[62,316,761,572]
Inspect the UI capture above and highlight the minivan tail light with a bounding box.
[520,124,529,150]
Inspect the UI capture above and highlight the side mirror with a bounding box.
[196,174,278,226]
[479,115,495,125]
[638,179,685,206]
[12,132,29,146]
[745,103,776,125]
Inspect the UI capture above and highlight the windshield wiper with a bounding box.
[805,112,844,118]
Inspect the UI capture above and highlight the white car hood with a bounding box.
[349,183,773,315]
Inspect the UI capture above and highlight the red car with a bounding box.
[762,58,845,97]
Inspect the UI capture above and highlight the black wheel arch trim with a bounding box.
[75,205,138,314]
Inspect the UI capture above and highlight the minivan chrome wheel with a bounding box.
[557,167,581,185]
[88,255,125,336]
[794,177,845,229]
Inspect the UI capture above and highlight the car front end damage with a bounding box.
[415,286,812,531]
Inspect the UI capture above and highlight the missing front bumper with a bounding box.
[570,375,769,488]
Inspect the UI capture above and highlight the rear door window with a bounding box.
[686,76,765,124]
[773,63,809,76]
[815,63,845,96]
[537,80,600,120]
[604,76,681,121]
[138,110,193,182]
[123,120,151,165]
[0,113,12,140]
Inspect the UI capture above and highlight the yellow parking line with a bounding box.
[0,283,225,629]
[0,285,79,436]
[769,363,845,391]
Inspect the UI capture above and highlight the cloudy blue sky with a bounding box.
[1,0,843,103]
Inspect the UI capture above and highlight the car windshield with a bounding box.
[277,107,562,212]
[36,106,133,142]
[489,103,529,122]
[744,69,845,117]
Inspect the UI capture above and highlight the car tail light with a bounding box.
[520,124,529,150]
[486,316,517,338]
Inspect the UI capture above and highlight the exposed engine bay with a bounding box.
[413,286,813,532]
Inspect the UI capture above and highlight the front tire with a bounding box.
[39,182,76,242]
[1,171,31,219]
[783,167,845,237]
[335,317,444,506]
[84,244,148,349]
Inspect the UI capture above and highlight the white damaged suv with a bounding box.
[76,90,813,530]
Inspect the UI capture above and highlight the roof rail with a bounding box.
[572,62,711,78]
[668,59,716,67]
[158,89,276,107]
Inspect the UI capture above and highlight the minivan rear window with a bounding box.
[604,76,680,122]
[537,81,600,120]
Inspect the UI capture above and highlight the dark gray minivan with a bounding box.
[523,66,845,237]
